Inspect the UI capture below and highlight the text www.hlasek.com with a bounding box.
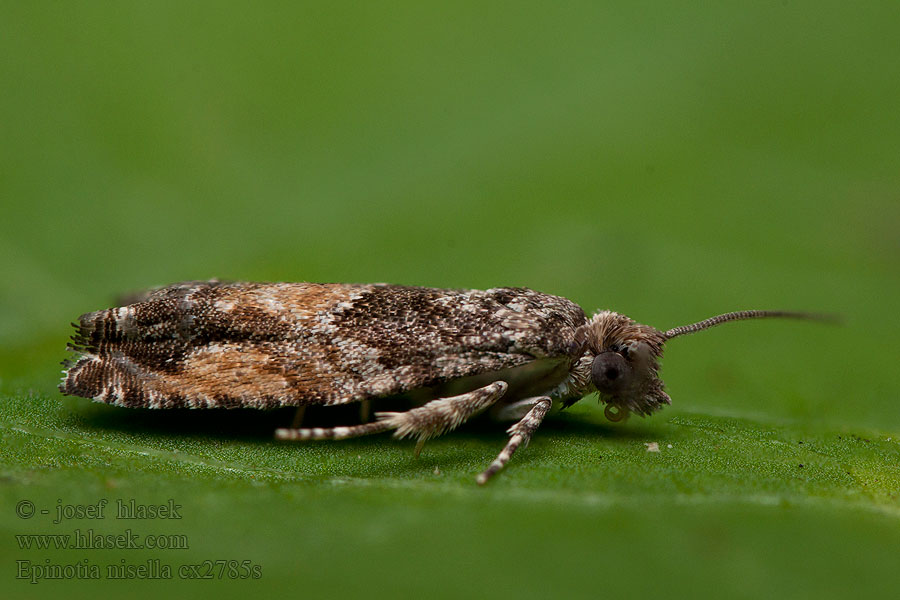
[16,529,188,550]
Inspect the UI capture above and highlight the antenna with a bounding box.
[664,310,838,340]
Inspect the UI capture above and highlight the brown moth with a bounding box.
[60,280,829,484]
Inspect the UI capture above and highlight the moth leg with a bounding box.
[290,406,307,429]
[275,419,393,441]
[275,381,508,444]
[359,399,371,423]
[477,397,552,485]
[493,397,541,422]
[376,381,509,455]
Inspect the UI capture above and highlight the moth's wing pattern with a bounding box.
[61,281,588,409]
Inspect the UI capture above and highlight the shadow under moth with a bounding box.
[60,280,829,484]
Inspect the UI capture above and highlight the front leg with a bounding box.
[477,396,552,485]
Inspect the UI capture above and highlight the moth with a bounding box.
[60,280,827,484]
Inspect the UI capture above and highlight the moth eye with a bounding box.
[591,352,633,395]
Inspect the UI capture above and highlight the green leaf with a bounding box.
[3,392,900,598]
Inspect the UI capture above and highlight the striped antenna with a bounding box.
[664,310,838,340]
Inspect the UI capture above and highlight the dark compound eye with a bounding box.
[591,351,633,395]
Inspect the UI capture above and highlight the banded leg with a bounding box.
[476,397,551,485]
[378,381,508,455]
[275,381,508,448]
[275,419,393,441]
[282,400,371,438]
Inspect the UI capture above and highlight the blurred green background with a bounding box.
[2,2,900,598]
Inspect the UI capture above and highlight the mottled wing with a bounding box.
[61,281,587,409]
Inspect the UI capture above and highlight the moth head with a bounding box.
[582,309,833,420]
[582,311,669,418]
